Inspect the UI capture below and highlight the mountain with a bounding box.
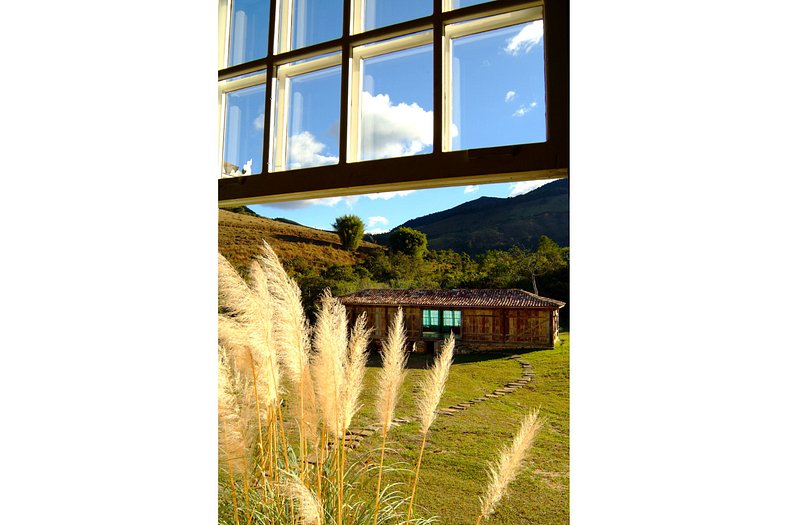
[376,178,568,255]
[218,208,383,272]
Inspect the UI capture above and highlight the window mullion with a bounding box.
[433,0,443,156]
[260,0,278,175]
[339,0,352,165]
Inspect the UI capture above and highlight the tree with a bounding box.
[388,227,428,258]
[332,214,365,251]
[520,235,567,296]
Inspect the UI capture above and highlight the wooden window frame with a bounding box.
[218,0,568,206]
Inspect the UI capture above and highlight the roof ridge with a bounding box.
[338,288,564,308]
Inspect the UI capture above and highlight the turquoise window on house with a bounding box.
[443,310,461,328]
[422,308,461,338]
[422,309,440,329]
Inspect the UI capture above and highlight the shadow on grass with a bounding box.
[365,349,528,369]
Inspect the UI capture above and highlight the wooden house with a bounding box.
[338,289,565,353]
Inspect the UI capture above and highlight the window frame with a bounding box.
[349,29,434,162]
[218,70,268,178]
[422,308,462,338]
[271,52,342,172]
[218,0,568,206]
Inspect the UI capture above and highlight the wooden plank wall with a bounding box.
[347,306,420,339]
[347,305,554,347]
[505,309,551,345]
[461,308,501,342]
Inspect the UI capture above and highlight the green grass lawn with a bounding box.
[344,333,570,525]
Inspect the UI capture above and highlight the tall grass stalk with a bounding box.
[218,254,280,474]
[373,307,408,525]
[312,290,349,524]
[260,242,313,472]
[406,333,455,525]
[476,409,543,524]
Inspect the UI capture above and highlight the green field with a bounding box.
[344,333,570,525]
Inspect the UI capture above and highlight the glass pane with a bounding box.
[360,43,433,161]
[450,19,546,150]
[284,66,341,170]
[364,0,432,31]
[222,83,266,177]
[423,309,438,326]
[291,0,343,50]
[228,0,270,66]
[443,310,461,326]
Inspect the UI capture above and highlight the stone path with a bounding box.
[334,355,535,450]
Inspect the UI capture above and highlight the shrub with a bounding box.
[333,215,365,252]
[388,227,428,258]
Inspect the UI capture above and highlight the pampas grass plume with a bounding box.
[376,307,408,431]
[478,409,542,521]
[218,345,258,472]
[259,242,311,388]
[417,333,455,434]
[281,472,323,525]
[312,290,348,438]
[218,254,280,408]
[343,313,371,430]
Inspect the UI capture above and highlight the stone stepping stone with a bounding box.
[349,429,376,437]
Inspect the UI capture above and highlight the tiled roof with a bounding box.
[338,289,565,309]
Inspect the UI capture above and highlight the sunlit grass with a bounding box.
[350,334,570,525]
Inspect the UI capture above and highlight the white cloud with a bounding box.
[505,19,543,55]
[368,216,389,227]
[360,91,433,159]
[508,179,555,197]
[306,195,360,207]
[366,190,415,200]
[512,101,537,117]
[366,227,390,235]
[253,113,264,130]
[287,131,339,169]
[505,91,516,102]
[265,194,359,210]
[224,158,254,177]
[464,185,479,194]
[309,197,344,207]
